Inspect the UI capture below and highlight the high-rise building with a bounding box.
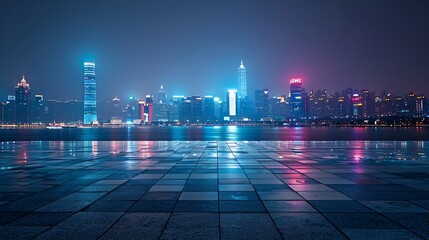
[4,96,16,123]
[416,95,427,117]
[32,94,44,123]
[181,96,202,123]
[157,85,167,104]
[125,97,139,123]
[203,96,215,123]
[169,96,184,122]
[15,76,31,123]
[289,78,303,118]
[255,89,269,119]
[83,62,97,124]
[143,95,154,123]
[111,97,122,124]
[226,90,238,118]
[238,60,247,98]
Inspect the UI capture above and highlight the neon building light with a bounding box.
[238,60,247,98]
[227,89,237,116]
[83,62,97,124]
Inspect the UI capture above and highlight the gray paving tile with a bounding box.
[220,201,265,212]
[160,227,219,240]
[7,212,73,226]
[342,229,421,240]
[165,212,219,228]
[220,213,282,240]
[174,200,219,212]
[100,213,169,240]
[0,226,49,240]
[361,201,429,213]
[264,200,317,212]
[35,212,122,240]
[323,212,402,229]
[384,213,429,239]
[309,200,373,212]
[179,192,218,200]
[298,191,352,200]
[128,200,176,212]
[270,212,347,239]
[258,190,303,200]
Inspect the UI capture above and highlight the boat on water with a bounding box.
[46,125,62,129]
[62,124,78,128]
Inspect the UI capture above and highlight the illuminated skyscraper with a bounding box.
[255,89,269,119]
[83,62,97,124]
[157,85,167,104]
[238,60,247,98]
[15,76,31,123]
[290,78,303,118]
[227,89,237,117]
[203,96,215,122]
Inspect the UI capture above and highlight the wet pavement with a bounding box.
[0,141,428,239]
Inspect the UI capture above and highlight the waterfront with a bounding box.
[0,140,428,239]
[0,126,429,141]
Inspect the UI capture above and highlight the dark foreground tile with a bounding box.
[341,229,421,240]
[100,213,170,240]
[220,201,265,212]
[35,212,122,239]
[160,227,219,240]
[220,213,282,240]
[174,200,218,212]
[128,200,176,212]
[264,200,317,212]
[7,212,73,226]
[384,213,429,239]
[309,200,373,213]
[270,212,347,240]
[219,191,259,201]
[164,212,219,228]
[0,226,49,240]
[323,212,401,229]
[84,200,134,212]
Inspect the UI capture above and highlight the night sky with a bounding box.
[1,0,429,101]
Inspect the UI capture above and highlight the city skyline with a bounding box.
[1,0,429,100]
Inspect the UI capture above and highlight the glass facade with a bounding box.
[15,76,31,123]
[290,78,303,118]
[238,60,247,98]
[83,62,97,124]
[227,89,237,116]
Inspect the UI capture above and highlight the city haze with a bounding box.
[1,0,429,100]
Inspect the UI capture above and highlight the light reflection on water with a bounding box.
[1,126,429,141]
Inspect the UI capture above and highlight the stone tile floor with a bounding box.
[0,141,428,239]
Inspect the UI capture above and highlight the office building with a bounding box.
[289,78,304,118]
[238,60,247,98]
[15,76,31,123]
[83,62,97,124]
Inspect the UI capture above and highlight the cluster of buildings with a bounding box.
[1,60,428,125]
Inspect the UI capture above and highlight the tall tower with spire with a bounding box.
[15,75,31,123]
[238,60,247,98]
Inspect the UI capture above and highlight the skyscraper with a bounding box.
[255,89,269,119]
[83,62,97,124]
[15,76,31,123]
[289,78,304,118]
[203,96,215,122]
[157,85,167,104]
[227,89,237,117]
[238,60,247,98]
[32,94,44,123]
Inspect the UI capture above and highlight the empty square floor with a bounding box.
[0,141,429,239]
